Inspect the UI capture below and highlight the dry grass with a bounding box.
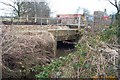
[10,25,69,31]
[1,25,58,78]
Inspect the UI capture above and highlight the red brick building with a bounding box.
[56,14,84,25]
[94,11,111,31]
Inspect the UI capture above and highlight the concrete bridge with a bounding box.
[15,29,79,41]
[12,25,80,42]
[48,29,80,57]
[1,16,83,56]
[49,29,79,41]
[11,25,81,57]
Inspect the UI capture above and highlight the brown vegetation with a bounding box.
[1,25,56,78]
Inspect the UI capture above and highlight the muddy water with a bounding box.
[56,41,76,58]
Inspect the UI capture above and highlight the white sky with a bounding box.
[49,0,118,15]
[0,0,119,16]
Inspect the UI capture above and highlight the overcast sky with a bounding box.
[49,0,118,15]
[0,0,119,16]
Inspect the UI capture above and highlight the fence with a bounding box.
[0,16,82,27]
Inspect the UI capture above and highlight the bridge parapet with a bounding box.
[48,29,79,41]
[15,29,79,41]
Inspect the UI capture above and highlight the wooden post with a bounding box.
[78,15,81,30]
[57,19,58,26]
[26,15,28,22]
[118,1,120,13]
[47,19,49,25]
[41,18,42,25]
[34,14,37,23]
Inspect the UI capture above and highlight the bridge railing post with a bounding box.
[78,15,81,30]
[57,19,58,26]
[41,18,42,25]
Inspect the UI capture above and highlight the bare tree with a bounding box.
[107,0,120,14]
[1,0,50,22]
[0,0,26,18]
[20,1,50,23]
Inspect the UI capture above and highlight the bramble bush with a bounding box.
[34,25,118,79]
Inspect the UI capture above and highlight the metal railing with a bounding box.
[1,16,81,24]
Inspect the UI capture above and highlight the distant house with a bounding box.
[56,14,86,26]
[102,15,111,26]
[94,11,111,30]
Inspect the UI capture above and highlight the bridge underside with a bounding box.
[55,34,79,42]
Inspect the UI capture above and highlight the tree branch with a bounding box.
[108,0,119,13]
[108,0,117,7]
[0,2,18,13]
